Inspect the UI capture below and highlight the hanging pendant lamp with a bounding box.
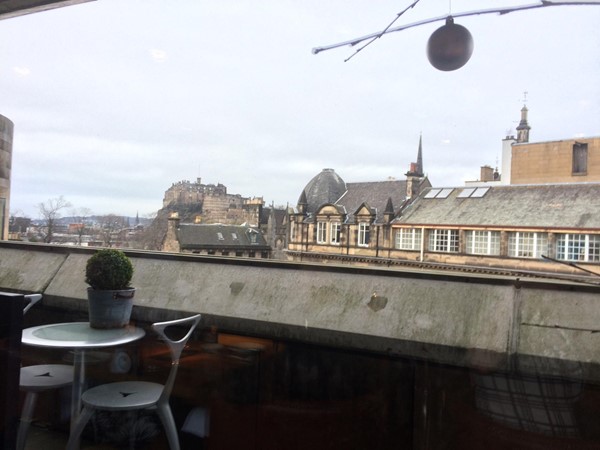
[426,16,474,71]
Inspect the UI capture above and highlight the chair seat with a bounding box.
[20,364,73,391]
[82,381,164,411]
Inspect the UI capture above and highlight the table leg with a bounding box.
[70,349,86,449]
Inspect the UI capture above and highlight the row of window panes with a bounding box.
[395,229,600,262]
[556,234,600,262]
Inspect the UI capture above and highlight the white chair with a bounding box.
[66,314,201,450]
[17,294,74,450]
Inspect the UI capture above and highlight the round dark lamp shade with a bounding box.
[427,16,474,71]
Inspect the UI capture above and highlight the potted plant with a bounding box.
[85,249,135,329]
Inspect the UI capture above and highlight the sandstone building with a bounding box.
[468,106,600,186]
[159,178,286,258]
[287,118,600,279]
[162,178,264,226]
[287,138,430,263]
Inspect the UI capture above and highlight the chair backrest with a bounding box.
[152,314,201,405]
[22,294,42,315]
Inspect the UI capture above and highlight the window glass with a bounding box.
[465,230,500,255]
[508,232,548,258]
[556,233,599,261]
[358,222,370,246]
[316,221,327,244]
[572,142,588,174]
[428,229,459,253]
[395,228,422,250]
[330,222,341,245]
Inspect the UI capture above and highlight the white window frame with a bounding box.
[358,222,370,247]
[465,230,501,255]
[330,222,341,245]
[556,234,600,262]
[395,228,422,251]
[316,221,327,244]
[428,229,459,253]
[507,232,548,258]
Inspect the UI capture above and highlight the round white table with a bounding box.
[22,322,145,447]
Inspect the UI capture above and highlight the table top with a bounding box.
[22,322,145,349]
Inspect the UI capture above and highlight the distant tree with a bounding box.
[37,196,72,243]
[131,211,165,251]
[97,214,128,247]
[71,207,93,245]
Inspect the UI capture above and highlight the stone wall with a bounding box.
[2,241,600,381]
[511,137,600,184]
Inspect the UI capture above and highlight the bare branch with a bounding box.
[312,1,600,57]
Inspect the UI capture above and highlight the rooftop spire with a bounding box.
[516,105,531,143]
[406,134,424,177]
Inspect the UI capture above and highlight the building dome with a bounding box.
[299,168,346,214]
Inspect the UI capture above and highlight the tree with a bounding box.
[70,207,93,246]
[97,214,128,247]
[37,196,72,243]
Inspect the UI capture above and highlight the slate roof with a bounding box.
[337,180,409,223]
[261,207,288,228]
[301,168,346,214]
[177,224,269,250]
[395,183,600,229]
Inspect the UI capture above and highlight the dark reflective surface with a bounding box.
[18,306,600,449]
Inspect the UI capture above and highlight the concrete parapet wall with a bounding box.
[1,241,599,379]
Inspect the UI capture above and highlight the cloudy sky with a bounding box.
[2,0,599,218]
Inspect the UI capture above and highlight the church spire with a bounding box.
[406,134,424,177]
[516,93,531,143]
[416,133,423,175]
[516,105,530,143]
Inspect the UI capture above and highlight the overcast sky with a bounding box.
[2,0,599,218]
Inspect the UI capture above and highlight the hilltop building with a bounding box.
[162,178,264,226]
[160,178,286,258]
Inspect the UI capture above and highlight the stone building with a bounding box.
[468,106,600,186]
[0,114,13,241]
[390,183,600,277]
[163,214,270,258]
[287,138,430,263]
[162,178,263,226]
[159,178,288,258]
[260,205,289,260]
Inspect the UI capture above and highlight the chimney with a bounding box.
[480,166,494,182]
[162,213,181,253]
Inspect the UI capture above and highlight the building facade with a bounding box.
[162,178,264,226]
[468,107,600,186]
[0,114,13,241]
[287,138,430,263]
[163,214,271,258]
[390,183,600,277]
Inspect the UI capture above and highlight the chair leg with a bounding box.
[66,406,94,450]
[16,391,38,450]
[157,404,180,450]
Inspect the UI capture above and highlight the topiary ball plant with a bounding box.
[85,249,134,291]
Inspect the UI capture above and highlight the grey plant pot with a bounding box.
[87,287,135,329]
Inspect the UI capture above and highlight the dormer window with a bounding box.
[330,222,341,245]
[316,221,327,244]
[358,222,370,247]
